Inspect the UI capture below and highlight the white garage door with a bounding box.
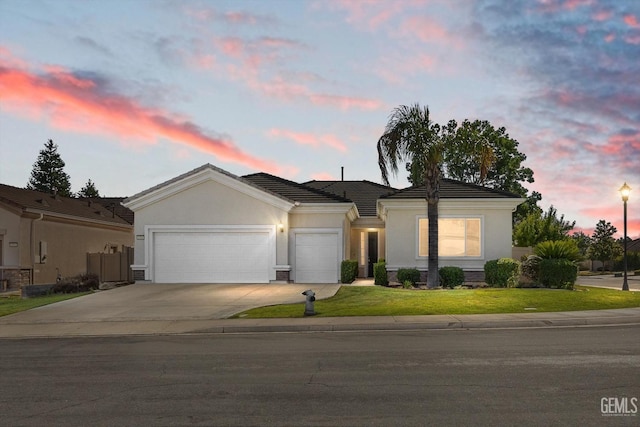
[295,233,339,283]
[153,231,270,283]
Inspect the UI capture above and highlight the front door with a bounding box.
[367,232,378,278]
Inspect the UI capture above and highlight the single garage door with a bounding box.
[153,231,270,283]
[295,232,339,283]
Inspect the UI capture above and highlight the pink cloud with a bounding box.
[535,0,593,13]
[323,0,413,30]
[269,128,348,152]
[310,172,337,180]
[623,14,640,28]
[308,94,382,111]
[0,48,292,175]
[592,9,613,22]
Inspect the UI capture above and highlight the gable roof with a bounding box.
[304,180,395,216]
[381,178,523,199]
[123,163,295,211]
[244,173,352,204]
[0,183,131,226]
[628,238,640,253]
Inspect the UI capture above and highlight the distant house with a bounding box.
[123,163,523,284]
[0,184,133,288]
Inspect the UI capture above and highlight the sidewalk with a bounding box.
[0,276,638,339]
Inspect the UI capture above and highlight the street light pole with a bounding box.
[619,183,631,291]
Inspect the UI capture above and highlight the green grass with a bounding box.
[233,286,640,318]
[0,293,89,317]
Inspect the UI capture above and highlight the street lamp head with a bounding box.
[619,182,631,202]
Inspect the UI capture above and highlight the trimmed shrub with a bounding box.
[340,260,358,283]
[52,273,100,294]
[397,268,421,286]
[485,258,521,288]
[521,255,542,282]
[539,258,578,289]
[534,240,581,262]
[373,261,388,286]
[439,266,464,288]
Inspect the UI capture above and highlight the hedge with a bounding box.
[484,258,521,288]
[340,260,358,283]
[539,259,578,289]
[397,268,421,286]
[373,261,388,286]
[439,266,465,288]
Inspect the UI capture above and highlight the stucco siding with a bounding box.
[0,209,21,266]
[132,179,290,272]
[382,199,519,272]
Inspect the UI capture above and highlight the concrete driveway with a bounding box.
[0,283,342,324]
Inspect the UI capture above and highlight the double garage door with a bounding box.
[152,229,339,283]
[153,230,271,283]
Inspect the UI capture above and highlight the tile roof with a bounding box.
[86,197,135,225]
[0,184,131,226]
[304,180,396,216]
[243,173,351,204]
[381,179,522,199]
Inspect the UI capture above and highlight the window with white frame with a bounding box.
[418,217,482,257]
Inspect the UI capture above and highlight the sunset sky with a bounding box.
[0,0,638,238]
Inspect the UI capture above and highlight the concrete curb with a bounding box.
[2,308,639,339]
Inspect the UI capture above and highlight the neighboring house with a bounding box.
[123,163,523,284]
[0,184,134,288]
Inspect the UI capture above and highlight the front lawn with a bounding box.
[233,286,640,318]
[0,293,89,317]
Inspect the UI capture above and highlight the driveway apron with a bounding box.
[0,283,342,324]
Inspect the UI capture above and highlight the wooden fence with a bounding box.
[87,247,134,283]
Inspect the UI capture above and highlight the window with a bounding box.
[418,217,481,257]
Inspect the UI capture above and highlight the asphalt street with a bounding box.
[1,326,639,426]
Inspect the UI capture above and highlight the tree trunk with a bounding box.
[427,198,439,288]
[425,164,440,289]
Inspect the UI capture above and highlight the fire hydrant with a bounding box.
[302,289,316,316]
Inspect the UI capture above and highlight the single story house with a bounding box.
[123,163,523,284]
[0,184,133,288]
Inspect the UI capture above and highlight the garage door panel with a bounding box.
[153,230,270,283]
[295,232,339,283]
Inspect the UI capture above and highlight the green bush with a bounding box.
[534,240,581,261]
[402,280,414,289]
[521,255,542,282]
[484,258,521,288]
[373,261,388,286]
[340,260,358,284]
[397,268,421,286]
[439,266,464,288]
[52,273,99,294]
[539,259,578,289]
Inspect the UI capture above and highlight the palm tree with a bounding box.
[378,104,495,288]
[377,104,443,288]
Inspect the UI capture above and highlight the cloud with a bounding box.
[0,48,292,175]
[310,172,337,180]
[268,128,348,152]
[183,5,277,27]
[74,36,114,57]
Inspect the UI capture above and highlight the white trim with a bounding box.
[145,224,276,282]
[292,203,359,221]
[124,167,294,212]
[415,215,485,260]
